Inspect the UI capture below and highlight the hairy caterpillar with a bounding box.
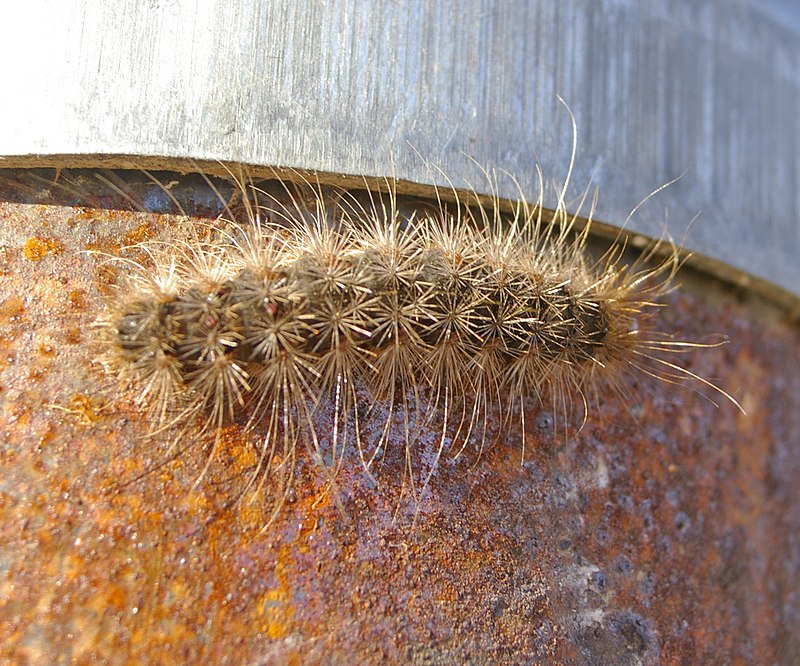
[95,153,742,513]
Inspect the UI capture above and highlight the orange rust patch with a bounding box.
[27,366,49,382]
[23,237,64,262]
[67,289,87,311]
[0,296,26,325]
[256,543,297,640]
[38,343,56,357]
[0,333,15,369]
[52,393,106,425]
[122,222,155,246]
[62,326,83,345]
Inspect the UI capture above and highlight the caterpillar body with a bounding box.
[100,163,740,506]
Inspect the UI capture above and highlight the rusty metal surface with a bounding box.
[0,170,798,665]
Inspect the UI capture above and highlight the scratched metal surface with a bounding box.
[0,171,798,664]
[0,0,799,302]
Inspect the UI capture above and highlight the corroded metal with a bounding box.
[0,171,797,664]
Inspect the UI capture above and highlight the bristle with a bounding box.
[98,157,743,517]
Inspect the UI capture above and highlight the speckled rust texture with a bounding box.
[0,170,798,665]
